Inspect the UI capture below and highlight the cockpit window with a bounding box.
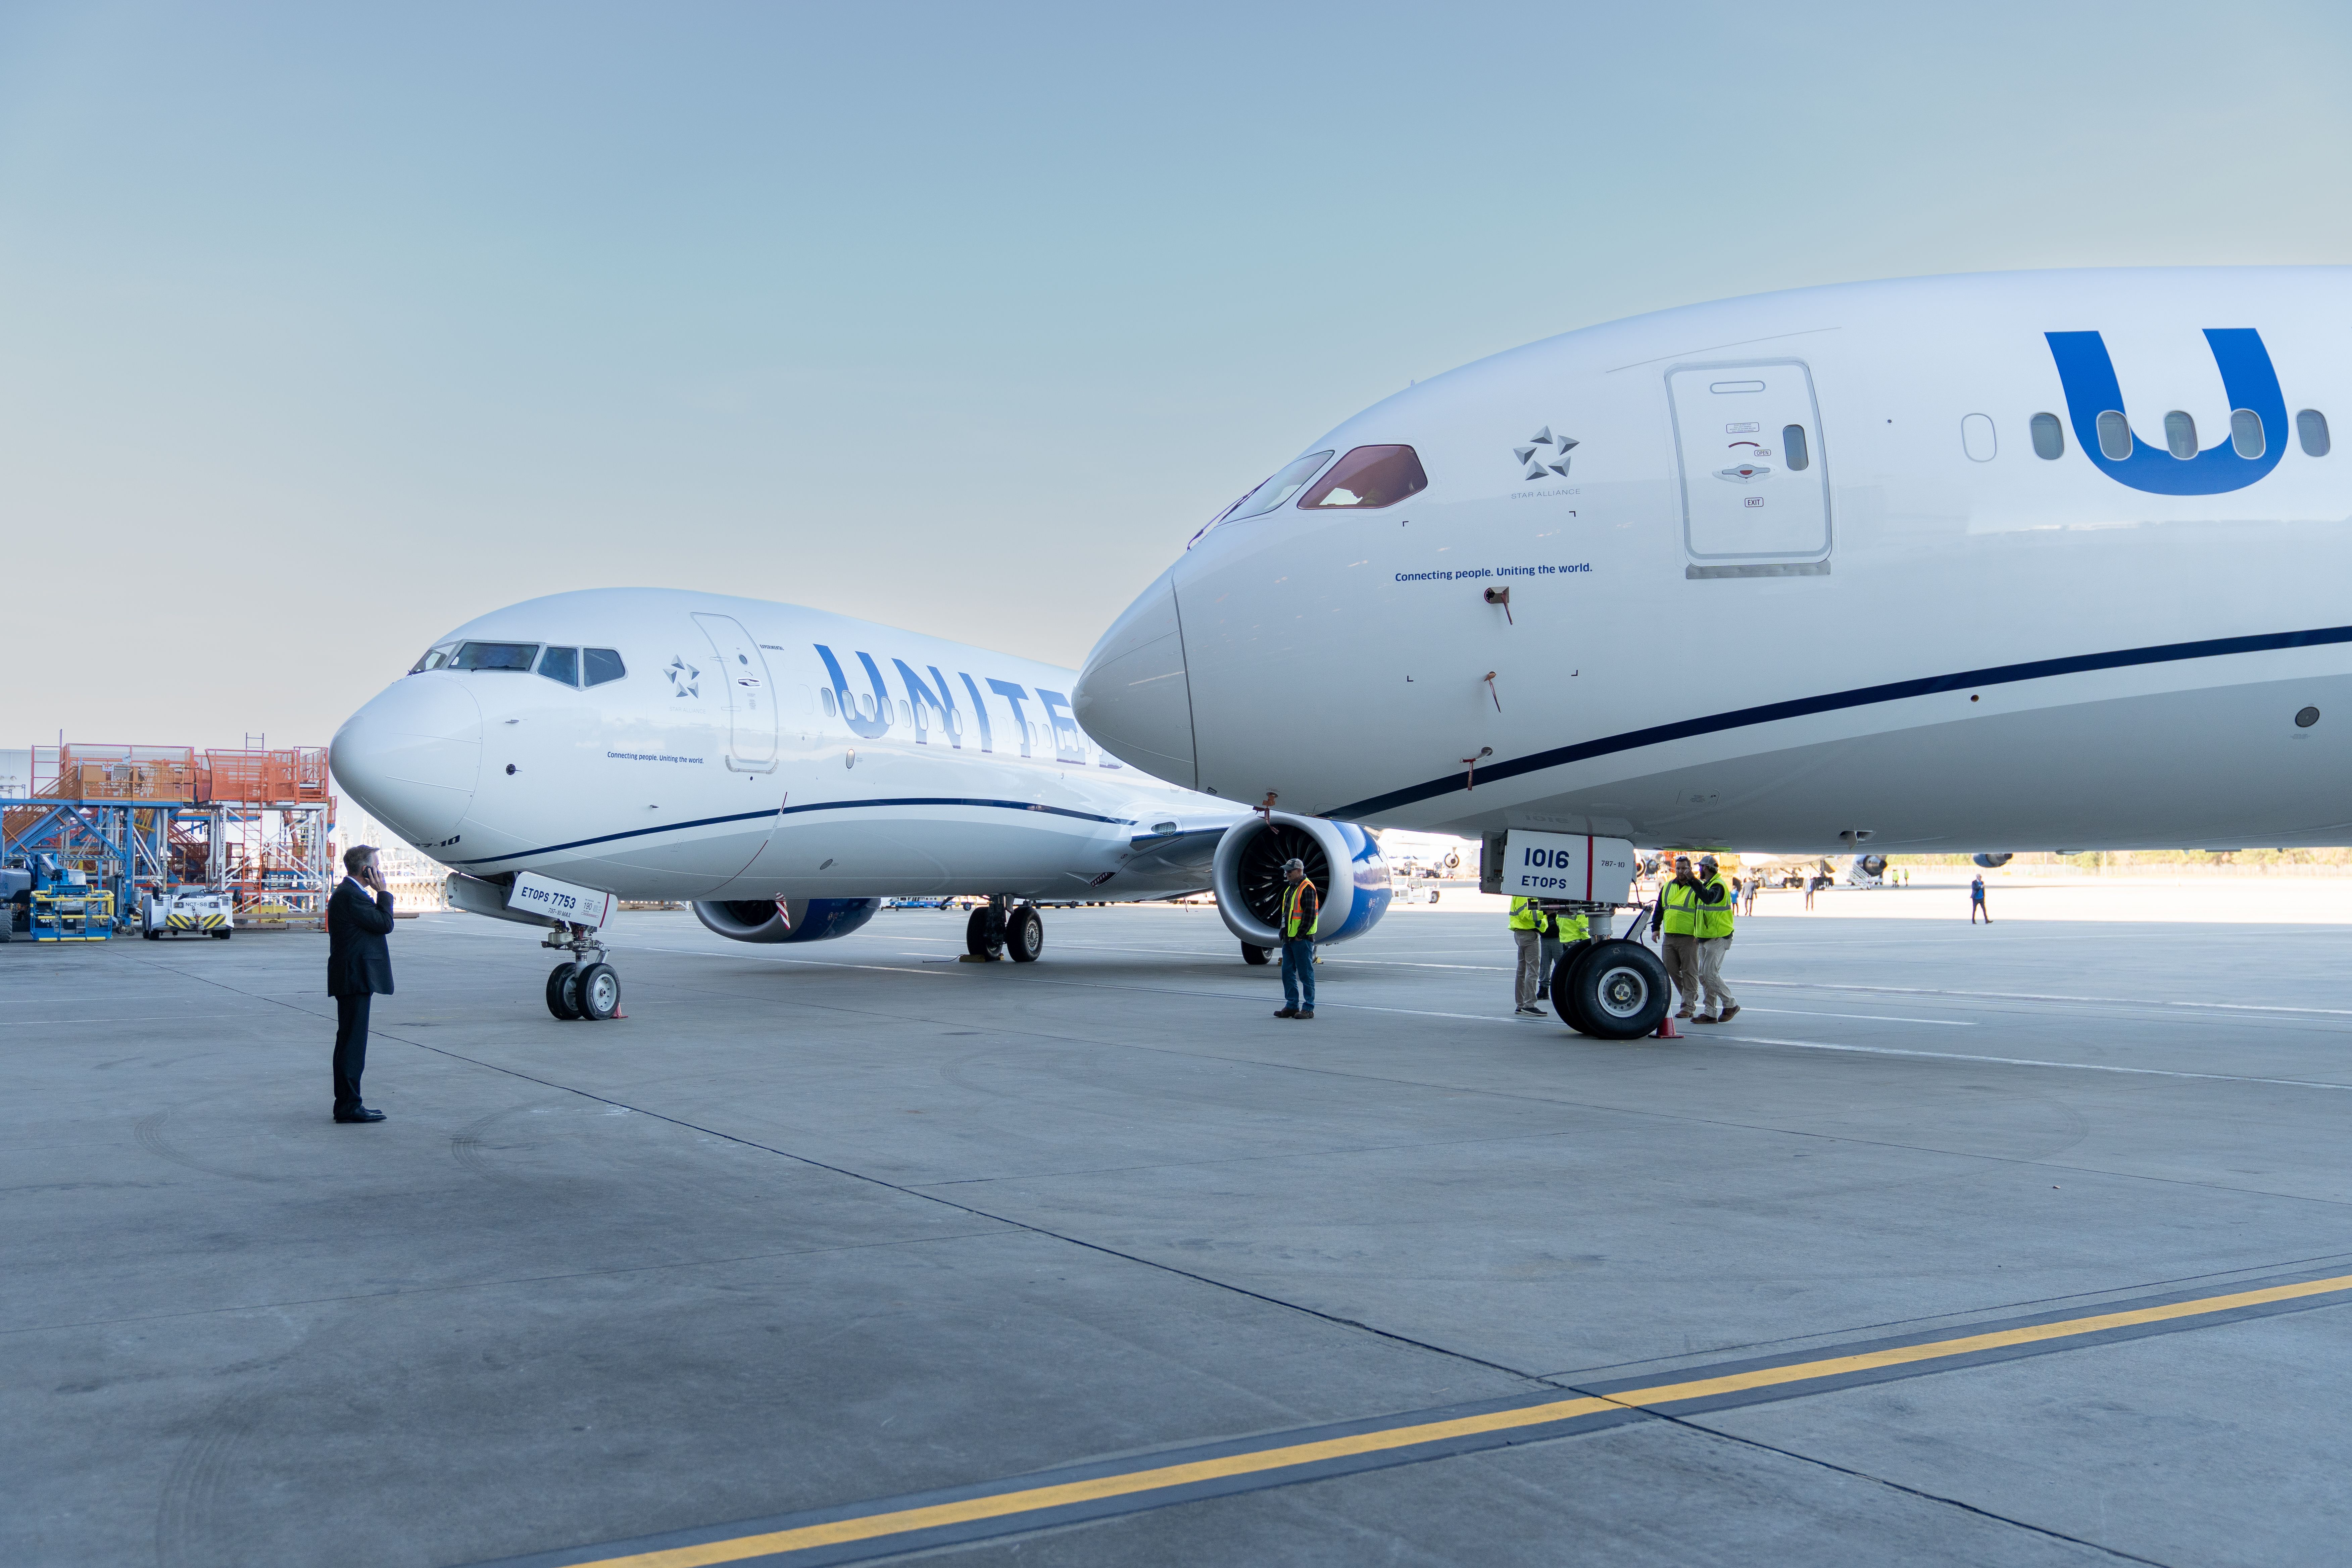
[1219,451,1335,525]
[1297,445,1428,509]
[537,646,580,686]
[408,643,457,674]
[583,648,626,687]
[451,641,540,672]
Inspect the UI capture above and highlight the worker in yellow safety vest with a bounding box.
[1688,853,1739,1022]
[1649,855,1702,1019]
[1274,859,1320,1020]
[1509,895,1548,1015]
[1535,903,1591,1006]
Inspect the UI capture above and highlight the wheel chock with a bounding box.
[1654,1014,1682,1039]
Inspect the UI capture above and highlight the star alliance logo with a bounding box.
[666,657,701,699]
[1514,427,1577,481]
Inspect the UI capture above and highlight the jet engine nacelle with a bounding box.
[1212,813,1390,947]
[1972,853,2013,869]
[1856,854,1888,878]
[692,897,882,943]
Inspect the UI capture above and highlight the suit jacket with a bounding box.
[327,877,396,996]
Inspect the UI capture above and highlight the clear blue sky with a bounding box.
[5,1,2349,747]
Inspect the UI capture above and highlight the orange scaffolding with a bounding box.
[4,743,336,927]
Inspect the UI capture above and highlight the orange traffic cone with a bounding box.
[1654,1012,1682,1039]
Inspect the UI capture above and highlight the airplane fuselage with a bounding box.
[1077,267,2352,854]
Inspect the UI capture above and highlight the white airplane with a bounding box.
[1077,267,2352,863]
[330,590,1392,1020]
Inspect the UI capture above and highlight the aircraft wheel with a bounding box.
[1561,940,1669,1040]
[546,962,583,1020]
[1241,942,1271,965]
[965,906,1003,959]
[143,929,162,940]
[576,962,622,1020]
[1005,905,1044,963]
[213,929,232,940]
[1550,940,1595,1033]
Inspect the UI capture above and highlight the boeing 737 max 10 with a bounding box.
[330,590,1391,1018]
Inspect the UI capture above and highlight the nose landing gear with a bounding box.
[543,924,623,1020]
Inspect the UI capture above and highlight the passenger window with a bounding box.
[1297,445,1429,509]
[897,701,911,727]
[2230,409,2265,459]
[2163,411,2198,459]
[2299,409,2331,456]
[452,641,539,672]
[2030,412,2065,459]
[536,646,580,686]
[1222,451,1335,524]
[819,687,838,718]
[1783,425,1812,470]
[2096,411,2132,461]
[583,648,627,686]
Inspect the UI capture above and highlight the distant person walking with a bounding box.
[1803,872,1819,911]
[1971,874,1991,923]
[1274,858,1319,1019]
[1509,894,1547,1016]
[326,844,396,1123]
[1742,875,1759,917]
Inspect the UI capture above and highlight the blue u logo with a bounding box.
[2044,329,2287,495]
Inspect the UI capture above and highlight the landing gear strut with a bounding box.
[543,922,622,1020]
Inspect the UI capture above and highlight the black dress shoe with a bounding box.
[1273,1008,1299,1018]
[334,1107,386,1123]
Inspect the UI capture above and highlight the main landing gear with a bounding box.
[543,922,623,1020]
[964,897,1043,963]
[1241,942,1272,965]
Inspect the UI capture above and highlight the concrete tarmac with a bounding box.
[7,900,2352,1566]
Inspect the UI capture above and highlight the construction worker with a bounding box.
[1689,853,1740,1022]
[1537,902,1590,1005]
[1509,894,1547,1016]
[1650,855,1702,1019]
[1273,858,1319,1019]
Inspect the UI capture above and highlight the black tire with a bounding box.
[1561,940,1670,1040]
[214,928,233,940]
[965,906,1002,959]
[1241,942,1272,966]
[546,962,582,1020]
[576,962,622,1020]
[1428,890,1439,904]
[1549,940,1595,1032]
[1005,905,1043,963]
[143,929,161,940]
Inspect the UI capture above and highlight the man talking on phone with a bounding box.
[326,844,396,1123]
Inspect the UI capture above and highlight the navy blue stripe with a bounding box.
[448,797,1133,869]
[1332,623,2352,819]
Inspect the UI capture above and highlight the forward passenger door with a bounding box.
[693,612,779,771]
[1667,361,1831,577]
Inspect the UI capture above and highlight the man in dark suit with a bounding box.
[327,844,396,1123]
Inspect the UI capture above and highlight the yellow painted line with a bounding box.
[560,1271,2352,1568]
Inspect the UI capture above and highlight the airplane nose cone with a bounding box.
[1075,570,1196,789]
[330,676,483,842]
